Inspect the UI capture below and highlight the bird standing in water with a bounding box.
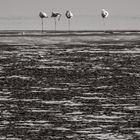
[51,12,62,31]
[65,10,73,31]
[101,9,109,32]
[39,11,48,32]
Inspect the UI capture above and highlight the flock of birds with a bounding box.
[39,9,109,32]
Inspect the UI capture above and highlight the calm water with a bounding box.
[0,15,140,30]
[0,32,140,139]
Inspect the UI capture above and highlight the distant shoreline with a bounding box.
[0,30,140,37]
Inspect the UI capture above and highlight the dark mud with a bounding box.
[0,32,140,140]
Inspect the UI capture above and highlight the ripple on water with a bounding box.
[0,34,140,139]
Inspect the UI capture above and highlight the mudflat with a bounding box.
[0,31,140,140]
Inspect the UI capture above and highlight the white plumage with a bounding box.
[65,10,73,19]
[39,11,48,18]
[101,9,109,18]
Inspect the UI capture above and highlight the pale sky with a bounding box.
[0,0,140,17]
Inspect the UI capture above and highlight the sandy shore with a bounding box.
[0,31,140,140]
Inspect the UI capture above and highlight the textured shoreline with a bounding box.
[0,30,140,37]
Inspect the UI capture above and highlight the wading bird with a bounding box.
[101,9,109,18]
[39,11,48,32]
[51,12,62,31]
[65,10,73,31]
[101,9,109,32]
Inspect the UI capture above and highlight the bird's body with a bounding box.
[39,11,48,18]
[51,12,61,20]
[101,9,109,18]
[65,10,73,19]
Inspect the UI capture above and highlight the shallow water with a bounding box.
[0,15,140,30]
[0,32,140,140]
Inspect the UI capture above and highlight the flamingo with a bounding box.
[65,10,73,31]
[51,12,62,31]
[39,11,48,32]
[101,9,109,32]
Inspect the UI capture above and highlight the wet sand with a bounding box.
[0,31,140,140]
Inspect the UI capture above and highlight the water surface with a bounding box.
[0,32,140,140]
